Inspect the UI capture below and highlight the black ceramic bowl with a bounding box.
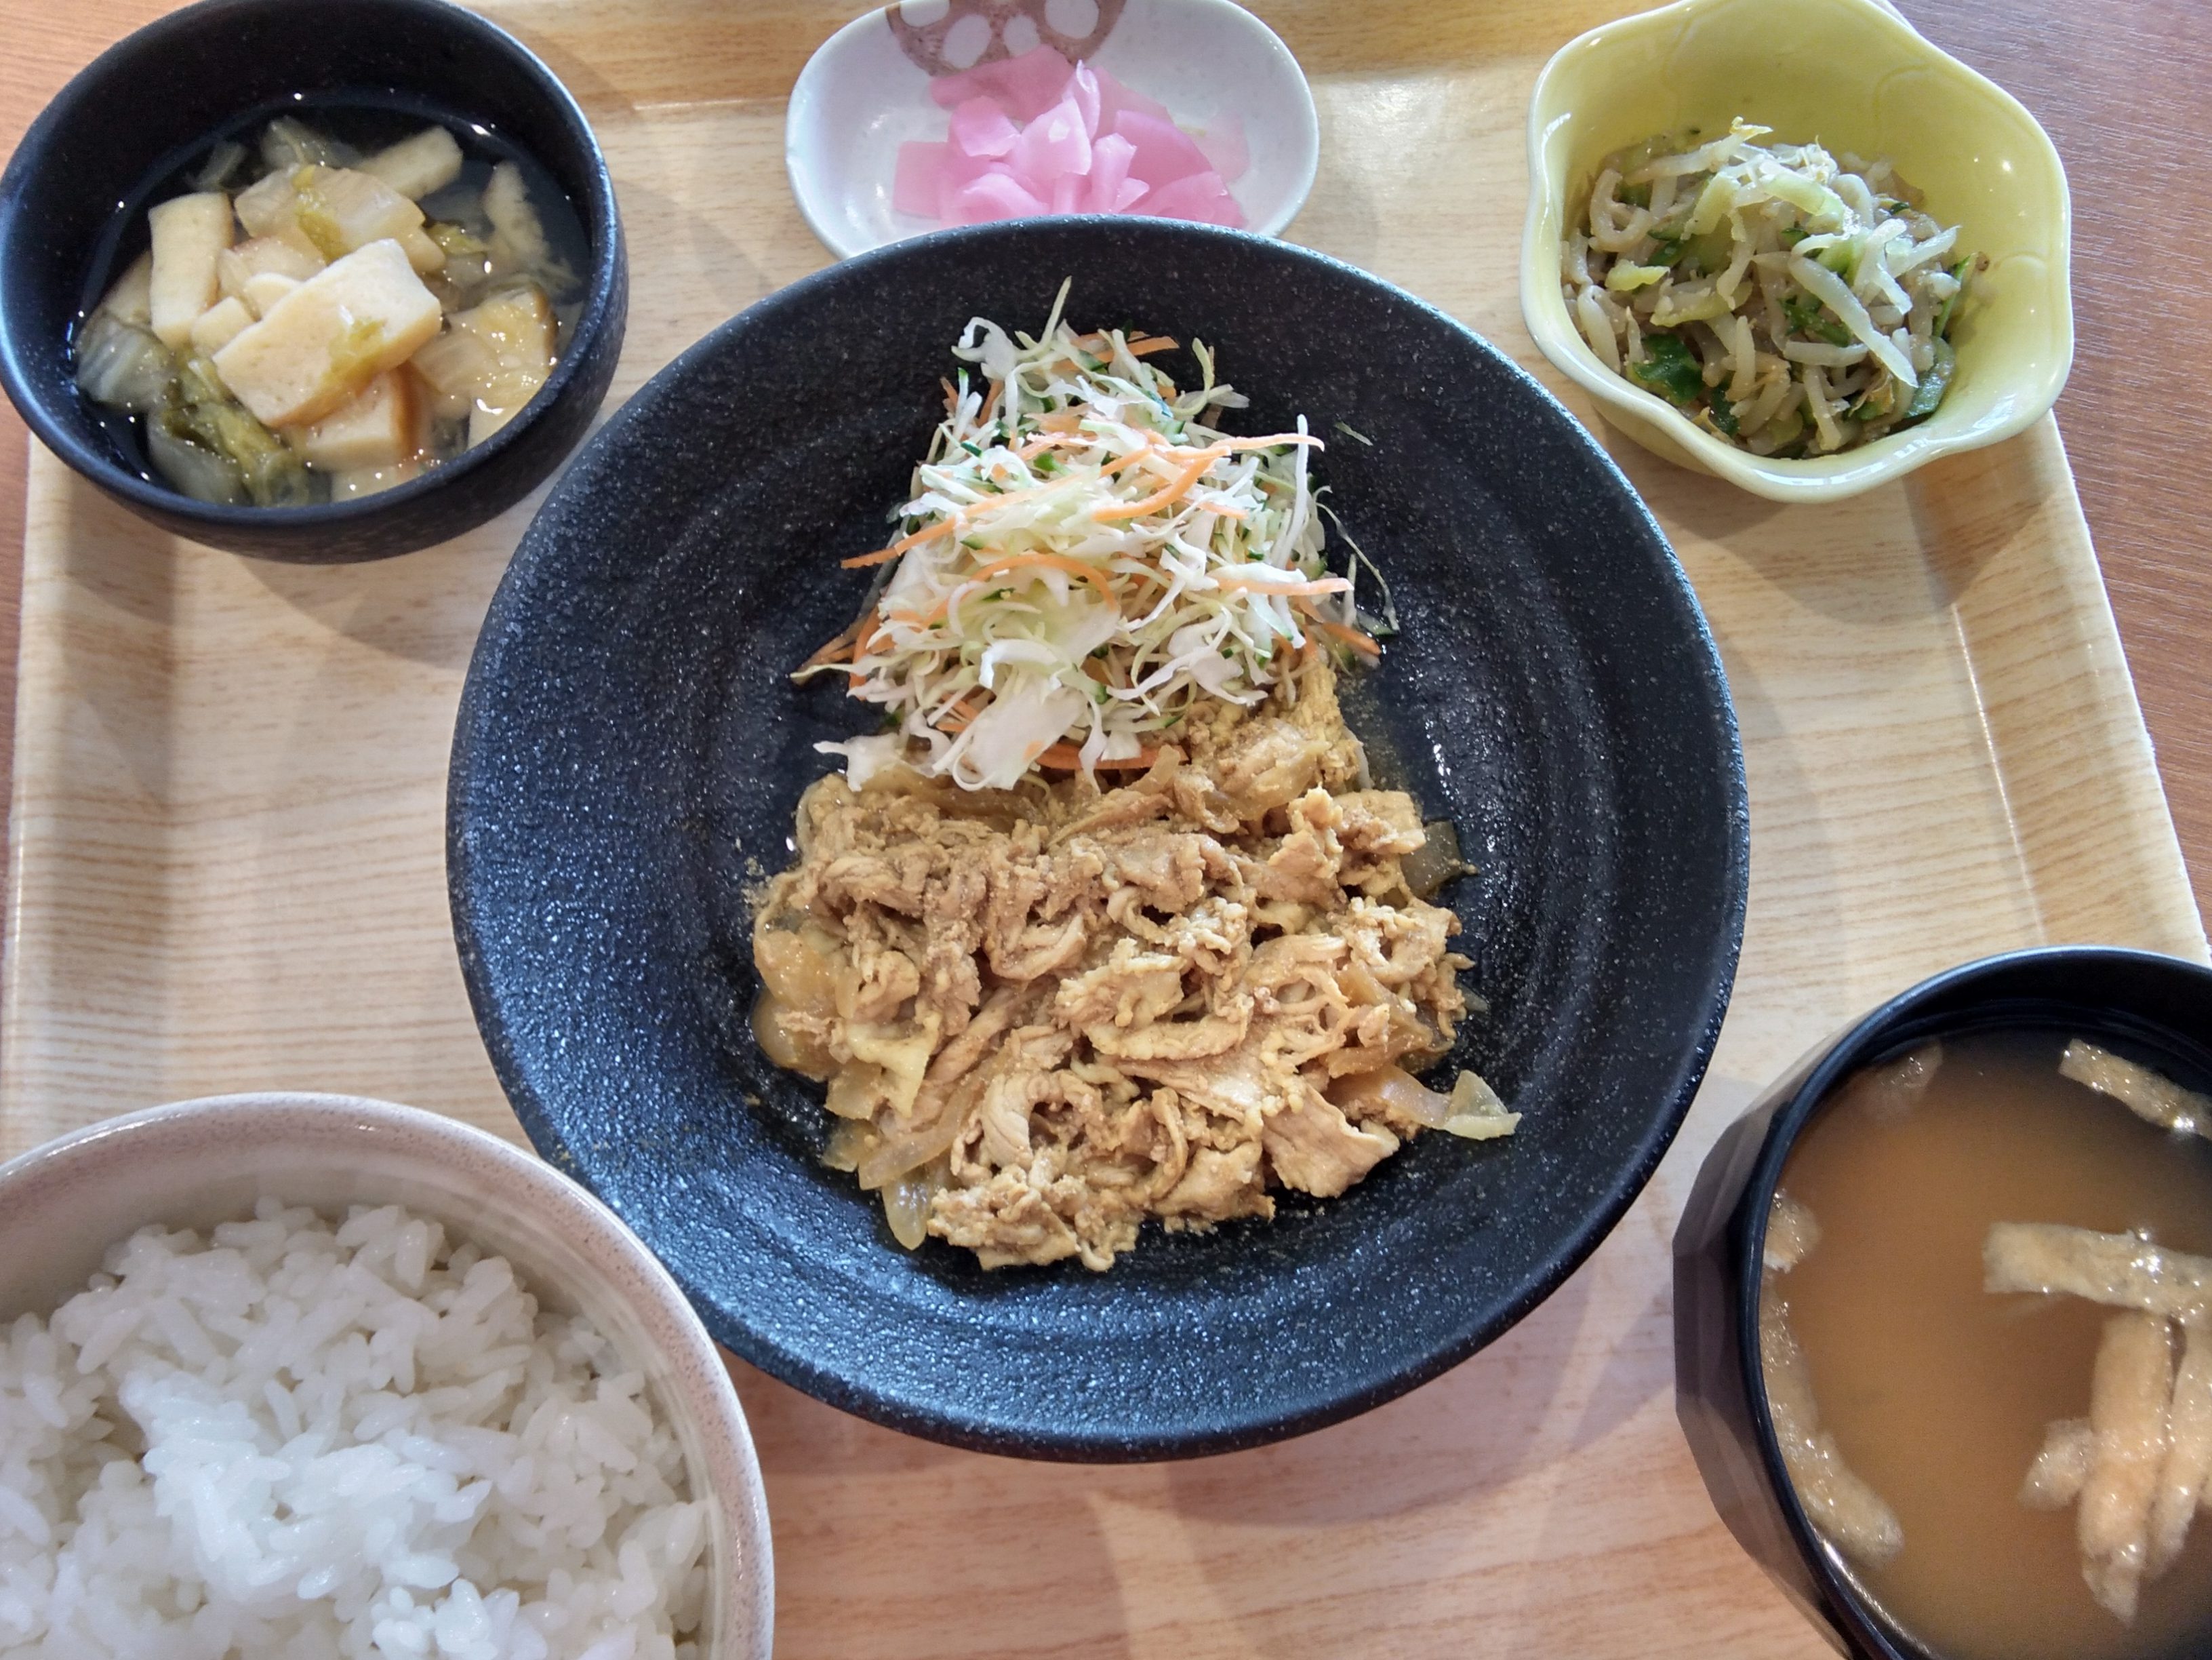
[0,0,625,562]
[449,217,1748,1459]
[1674,945,2212,1659]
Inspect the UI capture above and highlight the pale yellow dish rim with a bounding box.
[1519,0,2075,504]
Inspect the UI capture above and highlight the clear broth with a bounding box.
[76,94,592,500]
[1775,1026,2212,1660]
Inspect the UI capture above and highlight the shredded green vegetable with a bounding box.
[1629,334,1704,404]
[1563,117,1984,456]
[1903,338,1957,420]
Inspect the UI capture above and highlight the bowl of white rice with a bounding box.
[0,1092,773,1659]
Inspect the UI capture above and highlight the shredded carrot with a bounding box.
[1097,436,1158,477]
[1093,446,1226,521]
[1125,335,1180,357]
[1038,408,1082,433]
[979,379,1003,427]
[885,597,948,630]
[800,618,861,669]
[1035,741,1158,770]
[1314,618,1382,657]
[931,692,982,734]
[843,517,955,568]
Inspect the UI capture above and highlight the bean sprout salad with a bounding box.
[1563,119,1982,456]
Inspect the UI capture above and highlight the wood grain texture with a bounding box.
[1893,0,2212,926]
[0,3,2208,1657]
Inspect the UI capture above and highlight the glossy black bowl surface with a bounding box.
[1674,945,2212,1660]
[451,217,1748,1459]
[0,0,626,561]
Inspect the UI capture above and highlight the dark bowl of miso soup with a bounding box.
[1676,947,2212,1660]
[0,0,625,561]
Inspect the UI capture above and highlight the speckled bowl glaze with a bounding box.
[0,1093,773,1656]
[449,216,1749,1461]
[0,0,626,561]
[1674,947,2212,1659]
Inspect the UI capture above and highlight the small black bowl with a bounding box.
[450,216,1748,1459]
[0,0,625,562]
[1674,945,2212,1659]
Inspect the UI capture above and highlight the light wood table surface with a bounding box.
[0,3,2204,1653]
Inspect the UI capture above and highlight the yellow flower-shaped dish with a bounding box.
[1521,0,2072,502]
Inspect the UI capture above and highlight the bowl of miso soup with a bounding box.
[0,0,625,561]
[1677,947,2212,1660]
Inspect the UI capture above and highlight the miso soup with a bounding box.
[1765,1027,2212,1660]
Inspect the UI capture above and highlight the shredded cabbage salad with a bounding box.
[1563,119,1981,456]
[799,283,1385,791]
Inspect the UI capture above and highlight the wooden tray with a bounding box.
[5,1,2205,1653]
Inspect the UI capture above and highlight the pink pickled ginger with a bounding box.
[895,54,1247,232]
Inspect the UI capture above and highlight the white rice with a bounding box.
[0,1200,710,1659]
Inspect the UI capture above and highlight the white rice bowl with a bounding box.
[0,1199,710,1659]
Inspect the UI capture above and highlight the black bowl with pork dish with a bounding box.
[449,217,1748,1459]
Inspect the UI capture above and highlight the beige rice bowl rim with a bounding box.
[0,1091,775,1658]
[1519,0,2074,503]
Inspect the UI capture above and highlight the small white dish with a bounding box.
[787,0,1318,259]
[0,1092,775,1657]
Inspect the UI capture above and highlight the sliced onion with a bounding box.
[752,993,834,1079]
[1441,1071,1521,1141]
[755,926,839,1014]
[1401,819,1470,900]
[879,1160,949,1250]
[1330,1064,1452,1128]
[856,1103,965,1191]
[822,1118,878,1172]
[824,1063,885,1121]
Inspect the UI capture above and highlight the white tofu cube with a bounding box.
[217,236,325,304]
[483,161,550,273]
[236,166,443,273]
[239,273,302,319]
[148,192,234,350]
[361,127,464,200]
[96,252,155,325]
[289,371,424,471]
[212,239,443,428]
[188,296,255,356]
[300,166,444,273]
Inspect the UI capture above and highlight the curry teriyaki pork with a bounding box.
[752,659,1512,1270]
